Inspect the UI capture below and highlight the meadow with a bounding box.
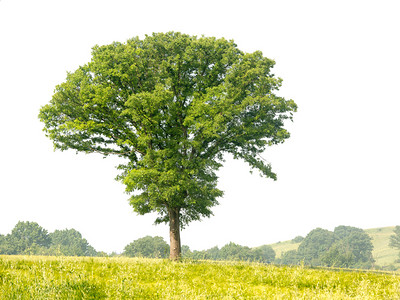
[1,255,400,299]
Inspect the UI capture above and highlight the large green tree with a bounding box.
[39,32,297,260]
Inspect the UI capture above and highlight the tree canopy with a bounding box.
[49,229,97,257]
[389,226,400,260]
[0,221,51,255]
[0,221,97,256]
[39,32,297,260]
[281,226,374,269]
[297,228,336,266]
[389,226,400,249]
[181,242,275,263]
[123,236,169,258]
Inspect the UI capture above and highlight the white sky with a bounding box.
[1,0,399,254]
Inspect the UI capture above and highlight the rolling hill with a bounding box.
[269,226,400,269]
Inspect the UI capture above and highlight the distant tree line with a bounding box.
[0,221,97,256]
[1,221,276,262]
[123,237,276,263]
[123,236,170,258]
[122,226,375,269]
[182,243,276,263]
[278,226,375,269]
[1,221,380,270]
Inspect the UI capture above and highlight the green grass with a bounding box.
[366,226,400,268]
[1,255,400,299]
[269,226,400,268]
[268,240,301,259]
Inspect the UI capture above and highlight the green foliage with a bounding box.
[184,242,275,263]
[0,221,98,257]
[263,226,400,269]
[204,246,222,260]
[1,256,400,299]
[331,226,374,268]
[48,229,97,256]
[297,228,336,266]
[389,226,400,250]
[280,250,301,265]
[181,245,191,257]
[321,241,355,268]
[281,226,375,269]
[123,236,169,258]
[0,221,51,255]
[188,246,221,260]
[252,245,276,263]
[219,242,252,261]
[0,235,6,254]
[389,225,400,260]
[39,32,297,258]
[291,235,304,243]
[364,226,400,268]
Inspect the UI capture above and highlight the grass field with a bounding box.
[1,255,400,299]
[269,226,400,269]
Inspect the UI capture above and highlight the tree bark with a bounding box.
[169,207,181,261]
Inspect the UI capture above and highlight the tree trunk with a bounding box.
[169,207,181,261]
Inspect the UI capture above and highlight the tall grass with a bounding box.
[1,255,400,299]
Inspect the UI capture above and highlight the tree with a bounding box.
[320,241,355,268]
[292,236,304,243]
[333,225,364,240]
[389,226,400,249]
[4,221,51,254]
[251,245,276,263]
[219,242,252,261]
[190,246,220,260]
[292,226,374,269]
[49,228,97,256]
[181,245,192,258]
[280,250,300,265]
[123,236,169,258]
[204,246,221,260]
[39,32,297,260]
[297,228,336,266]
[0,234,6,254]
[389,226,400,260]
[332,226,374,268]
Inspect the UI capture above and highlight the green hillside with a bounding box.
[366,226,400,268]
[269,226,400,269]
[268,240,301,259]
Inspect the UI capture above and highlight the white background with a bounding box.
[1,0,399,253]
